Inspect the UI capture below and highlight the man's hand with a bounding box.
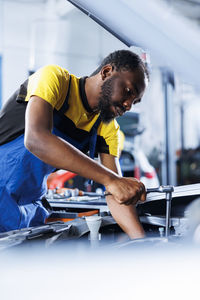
[105,177,146,206]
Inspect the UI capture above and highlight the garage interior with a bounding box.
[0,1,200,299]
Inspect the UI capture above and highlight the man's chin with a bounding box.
[100,113,115,124]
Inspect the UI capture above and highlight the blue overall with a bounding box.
[0,76,101,232]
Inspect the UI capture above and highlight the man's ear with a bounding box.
[100,64,114,80]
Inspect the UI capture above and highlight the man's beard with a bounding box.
[97,77,116,124]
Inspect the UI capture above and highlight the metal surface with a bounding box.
[139,215,187,228]
[48,183,200,206]
[146,183,200,202]
[46,184,200,239]
[162,70,177,186]
[147,186,174,193]
[0,215,116,250]
[0,223,72,250]
[165,190,172,236]
[1,182,199,249]
[147,185,174,237]
[48,197,108,212]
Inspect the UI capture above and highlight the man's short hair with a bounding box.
[91,49,149,80]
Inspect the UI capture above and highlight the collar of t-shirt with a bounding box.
[79,76,93,113]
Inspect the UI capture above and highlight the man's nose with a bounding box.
[123,100,132,111]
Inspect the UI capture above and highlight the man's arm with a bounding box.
[24,96,145,209]
[100,152,145,239]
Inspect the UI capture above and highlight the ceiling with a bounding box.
[66,0,200,88]
[164,0,200,24]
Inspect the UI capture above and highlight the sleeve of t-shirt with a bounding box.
[96,119,120,157]
[26,64,69,109]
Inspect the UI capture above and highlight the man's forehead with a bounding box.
[127,69,147,93]
[113,68,147,96]
[119,68,145,82]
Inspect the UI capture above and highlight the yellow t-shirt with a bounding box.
[25,65,120,157]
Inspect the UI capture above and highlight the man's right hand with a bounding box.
[105,176,146,206]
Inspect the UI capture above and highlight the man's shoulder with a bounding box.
[29,64,72,88]
[37,64,69,77]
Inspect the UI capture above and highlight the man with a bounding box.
[0,50,148,238]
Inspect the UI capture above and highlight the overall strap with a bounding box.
[59,75,72,114]
[88,115,101,186]
[89,115,102,159]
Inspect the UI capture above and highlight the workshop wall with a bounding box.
[0,0,45,104]
[28,10,127,76]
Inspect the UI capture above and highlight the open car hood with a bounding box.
[67,0,200,88]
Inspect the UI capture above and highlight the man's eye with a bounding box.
[125,87,132,95]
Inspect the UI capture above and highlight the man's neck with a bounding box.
[85,75,101,112]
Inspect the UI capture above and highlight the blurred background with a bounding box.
[0,0,200,188]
